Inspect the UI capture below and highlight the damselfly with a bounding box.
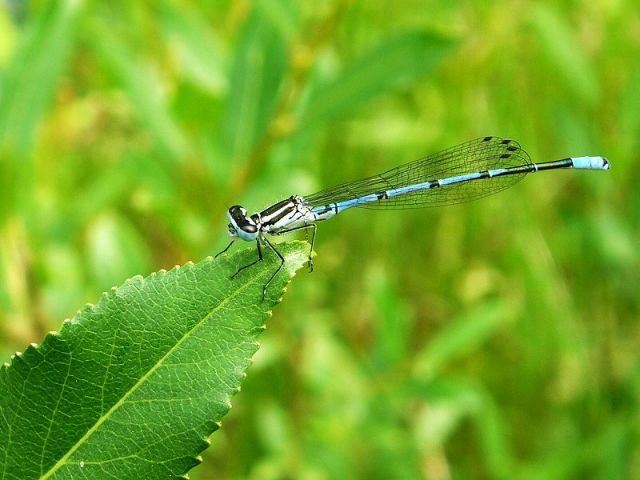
[216,136,609,299]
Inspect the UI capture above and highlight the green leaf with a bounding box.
[0,241,308,480]
[299,30,455,128]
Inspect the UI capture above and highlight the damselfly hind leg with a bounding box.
[274,223,316,272]
[231,240,263,279]
[262,237,285,302]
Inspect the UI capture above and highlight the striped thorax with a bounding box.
[226,195,317,241]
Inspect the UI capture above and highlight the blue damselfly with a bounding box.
[216,136,609,299]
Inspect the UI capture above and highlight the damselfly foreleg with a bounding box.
[215,240,235,259]
[232,240,263,279]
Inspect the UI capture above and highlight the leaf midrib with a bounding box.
[39,262,270,479]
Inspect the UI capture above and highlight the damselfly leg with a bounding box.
[231,240,263,279]
[274,223,316,272]
[221,236,286,302]
[215,240,235,259]
[261,237,285,301]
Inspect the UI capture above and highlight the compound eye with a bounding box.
[229,205,248,224]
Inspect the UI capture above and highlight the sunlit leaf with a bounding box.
[0,242,308,479]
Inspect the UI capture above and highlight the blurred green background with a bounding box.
[1,0,638,478]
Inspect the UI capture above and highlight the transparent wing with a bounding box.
[303,136,532,210]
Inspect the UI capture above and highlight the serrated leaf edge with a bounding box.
[0,242,308,479]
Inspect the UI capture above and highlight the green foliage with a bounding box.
[0,1,638,479]
[300,30,455,128]
[0,242,307,479]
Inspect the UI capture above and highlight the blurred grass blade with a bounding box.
[620,64,640,155]
[92,29,188,159]
[0,9,18,65]
[0,242,307,479]
[412,301,512,379]
[472,388,513,479]
[0,0,83,155]
[224,12,287,161]
[529,4,599,104]
[255,0,299,41]
[369,269,412,372]
[0,1,82,224]
[413,379,513,477]
[518,420,628,480]
[159,1,227,95]
[86,213,152,290]
[299,30,455,128]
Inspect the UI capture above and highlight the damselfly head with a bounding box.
[226,205,259,241]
